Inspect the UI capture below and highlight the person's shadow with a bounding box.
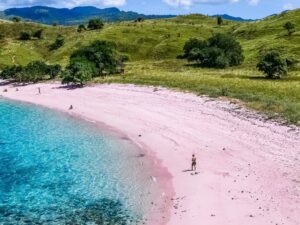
[182,169,193,172]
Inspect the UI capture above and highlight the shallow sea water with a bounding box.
[0,98,158,225]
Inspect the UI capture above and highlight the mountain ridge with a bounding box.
[1,6,175,25]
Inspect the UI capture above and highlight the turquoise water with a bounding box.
[0,98,158,224]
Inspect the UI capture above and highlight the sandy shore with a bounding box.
[1,82,300,225]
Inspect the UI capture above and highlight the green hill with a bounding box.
[0,9,299,123]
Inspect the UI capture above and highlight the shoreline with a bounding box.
[1,82,299,225]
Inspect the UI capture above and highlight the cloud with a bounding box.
[162,0,261,7]
[0,0,126,9]
[162,0,238,7]
[283,3,294,10]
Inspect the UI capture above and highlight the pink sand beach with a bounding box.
[1,82,299,225]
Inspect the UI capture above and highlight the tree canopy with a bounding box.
[87,19,104,30]
[61,40,123,86]
[257,50,288,79]
[182,33,244,68]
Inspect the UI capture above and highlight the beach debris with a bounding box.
[69,105,73,110]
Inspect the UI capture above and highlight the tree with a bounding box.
[283,22,295,36]
[257,50,288,79]
[61,40,121,86]
[87,19,104,30]
[135,17,145,22]
[46,64,62,79]
[182,33,244,68]
[217,16,223,26]
[33,29,43,39]
[11,17,21,22]
[49,35,64,51]
[77,24,86,32]
[19,32,31,40]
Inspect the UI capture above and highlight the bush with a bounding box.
[182,33,244,68]
[61,40,122,85]
[87,19,104,30]
[11,17,21,22]
[257,50,288,79]
[77,24,86,32]
[0,61,62,82]
[283,22,295,36]
[217,16,223,26]
[33,29,43,39]
[49,35,64,51]
[19,32,31,40]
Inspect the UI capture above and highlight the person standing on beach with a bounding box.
[38,87,41,94]
[191,154,196,171]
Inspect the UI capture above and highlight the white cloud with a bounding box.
[283,3,294,10]
[0,0,126,9]
[247,0,259,6]
[162,0,262,7]
[163,0,238,8]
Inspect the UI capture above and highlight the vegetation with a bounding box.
[257,50,288,79]
[49,35,65,50]
[62,40,121,85]
[19,31,31,40]
[11,17,21,22]
[87,19,104,30]
[77,24,86,32]
[182,33,244,68]
[0,61,61,82]
[217,16,223,26]
[0,9,299,123]
[283,22,295,36]
[33,29,43,39]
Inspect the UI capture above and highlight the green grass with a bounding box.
[0,10,300,124]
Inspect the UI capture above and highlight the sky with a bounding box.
[0,0,299,19]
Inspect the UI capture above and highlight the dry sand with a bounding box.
[1,82,300,225]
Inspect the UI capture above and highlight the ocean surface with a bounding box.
[0,98,159,224]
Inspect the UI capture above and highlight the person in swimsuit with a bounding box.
[191,154,196,171]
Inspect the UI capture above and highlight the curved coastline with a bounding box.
[1,82,300,225]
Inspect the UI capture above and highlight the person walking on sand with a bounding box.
[38,87,41,94]
[191,154,197,171]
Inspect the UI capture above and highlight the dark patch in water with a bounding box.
[0,198,138,224]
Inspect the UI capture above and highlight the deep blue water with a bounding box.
[0,98,156,225]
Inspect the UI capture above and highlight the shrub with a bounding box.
[77,24,86,32]
[87,19,104,30]
[283,22,295,36]
[135,17,145,22]
[49,35,64,51]
[11,17,21,22]
[217,16,223,26]
[0,61,61,82]
[257,50,288,79]
[182,33,244,68]
[19,32,31,40]
[33,29,43,39]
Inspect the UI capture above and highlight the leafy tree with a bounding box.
[11,17,21,22]
[87,19,104,30]
[77,24,86,32]
[0,61,61,82]
[182,33,244,68]
[61,40,122,85]
[257,50,288,79]
[135,17,145,22]
[33,29,43,39]
[46,64,62,79]
[283,22,295,36]
[217,16,223,26]
[19,32,31,40]
[49,35,64,51]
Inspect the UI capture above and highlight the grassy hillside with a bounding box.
[0,10,299,124]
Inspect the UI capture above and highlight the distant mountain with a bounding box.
[212,14,255,22]
[2,6,175,25]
